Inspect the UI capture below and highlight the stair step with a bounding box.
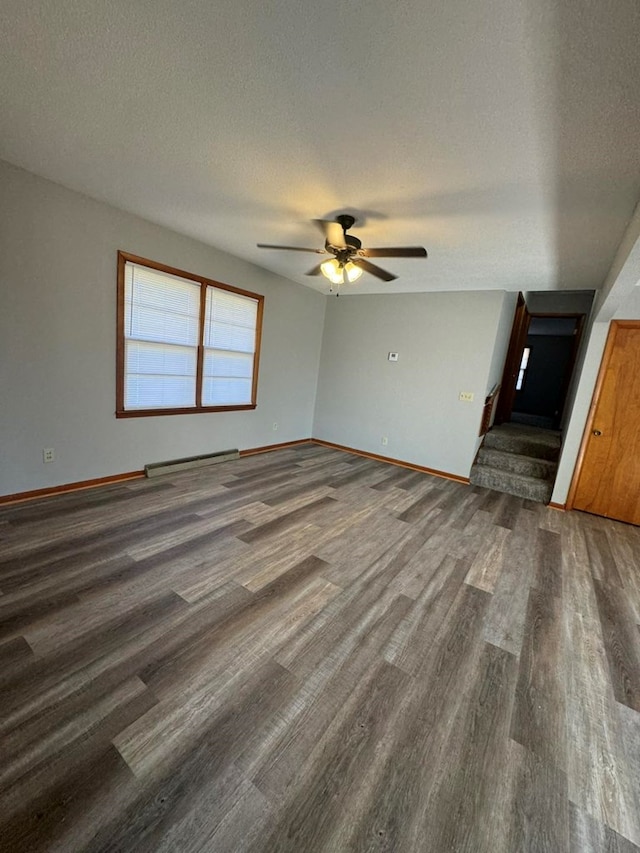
[483,429,561,461]
[470,464,554,503]
[498,423,561,441]
[477,447,558,480]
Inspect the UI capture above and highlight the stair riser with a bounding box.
[470,468,553,503]
[483,433,560,461]
[477,449,557,480]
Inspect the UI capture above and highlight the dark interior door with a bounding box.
[514,334,575,428]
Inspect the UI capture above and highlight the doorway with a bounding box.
[476,292,592,505]
[511,315,584,430]
[497,300,585,431]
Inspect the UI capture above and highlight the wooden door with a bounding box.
[495,293,530,424]
[571,321,640,524]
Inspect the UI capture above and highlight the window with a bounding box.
[515,346,531,391]
[116,252,263,417]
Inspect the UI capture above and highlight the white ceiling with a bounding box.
[1,0,639,295]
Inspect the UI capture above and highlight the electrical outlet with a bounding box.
[42,448,55,463]
[388,352,399,362]
[381,436,389,446]
[459,391,474,402]
[272,422,278,431]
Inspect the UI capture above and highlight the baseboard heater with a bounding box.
[144,449,239,478]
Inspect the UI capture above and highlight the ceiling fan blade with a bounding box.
[361,247,427,258]
[353,258,397,282]
[257,243,325,253]
[313,220,346,249]
[305,263,324,276]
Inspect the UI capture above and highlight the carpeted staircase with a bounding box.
[470,423,561,504]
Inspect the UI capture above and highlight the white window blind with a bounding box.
[202,287,258,406]
[120,256,261,413]
[124,263,200,409]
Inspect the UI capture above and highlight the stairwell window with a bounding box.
[515,346,531,391]
[116,252,263,417]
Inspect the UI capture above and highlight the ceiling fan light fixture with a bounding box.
[344,261,363,283]
[320,258,344,285]
[320,258,363,286]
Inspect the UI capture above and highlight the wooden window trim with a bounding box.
[116,251,264,418]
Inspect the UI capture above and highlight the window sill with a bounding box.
[115,404,257,418]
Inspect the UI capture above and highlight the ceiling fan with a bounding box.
[257,214,427,289]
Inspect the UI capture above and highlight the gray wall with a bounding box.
[0,161,326,496]
[486,291,518,425]
[593,202,640,321]
[313,290,513,478]
[614,286,640,318]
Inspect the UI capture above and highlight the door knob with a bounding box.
[592,429,602,436]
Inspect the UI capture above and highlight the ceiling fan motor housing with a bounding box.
[328,214,362,259]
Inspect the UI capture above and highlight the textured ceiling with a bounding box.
[1,0,639,295]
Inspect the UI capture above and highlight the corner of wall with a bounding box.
[310,295,329,436]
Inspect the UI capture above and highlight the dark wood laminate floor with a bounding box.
[1,444,640,852]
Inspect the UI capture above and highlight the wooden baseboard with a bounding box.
[548,501,567,511]
[311,439,470,484]
[0,470,145,506]
[0,437,471,506]
[0,440,314,506]
[239,438,312,457]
